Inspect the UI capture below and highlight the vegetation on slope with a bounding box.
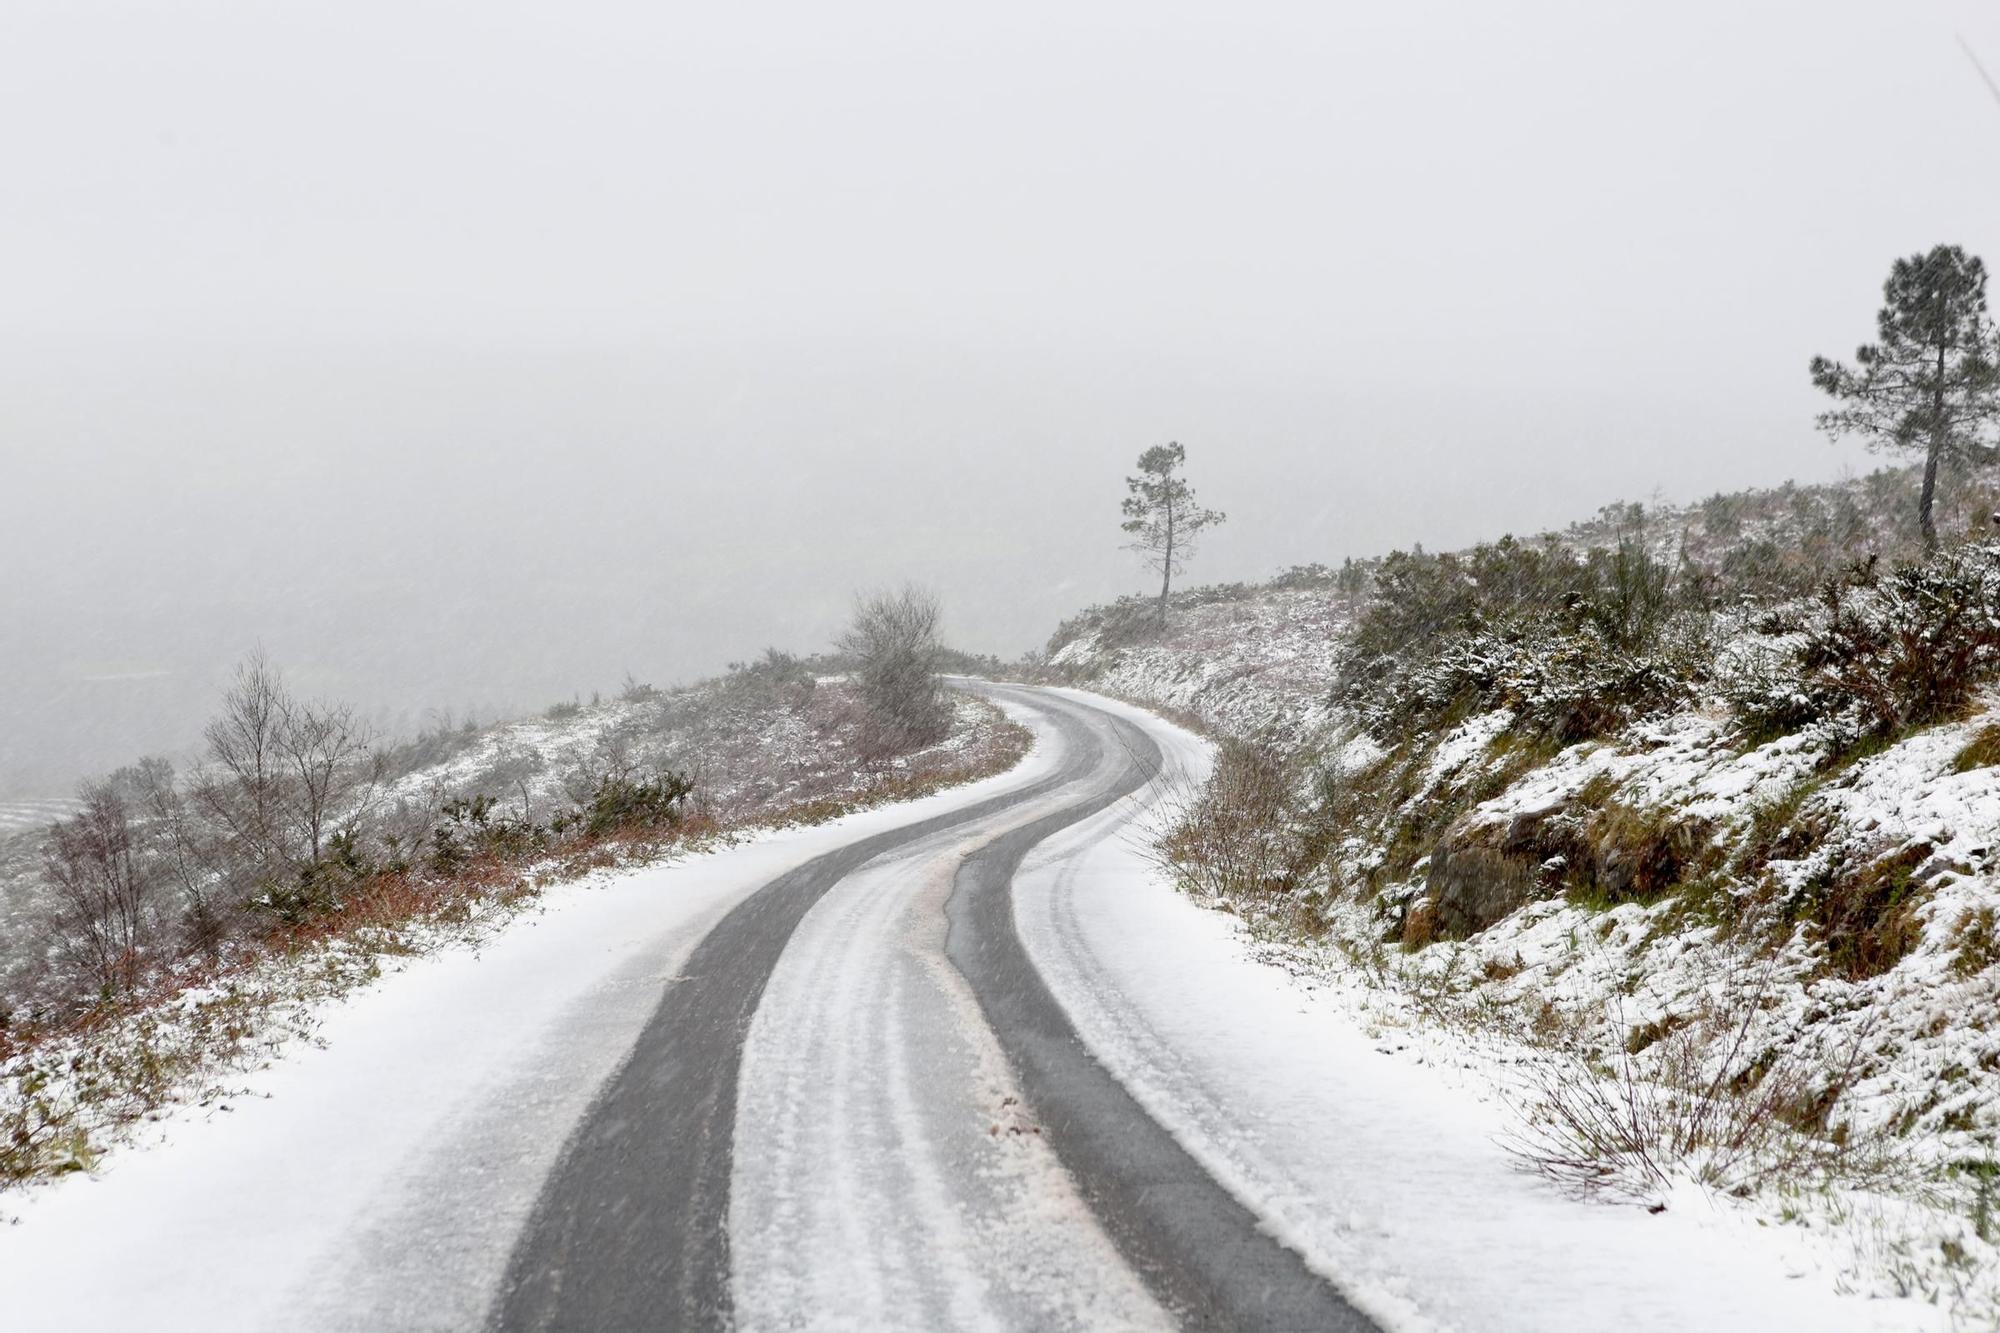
[1043,461,2000,1313]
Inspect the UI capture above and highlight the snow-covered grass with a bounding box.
[1044,582,1358,754]
[0,801,79,837]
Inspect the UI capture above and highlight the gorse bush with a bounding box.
[721,648,819,711]
[569,770,696,839]
[256,829,376,927]
[1724,543,2000,744]
[1338,536,1708,743]
[429,795,545,875]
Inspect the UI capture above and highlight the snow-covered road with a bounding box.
[0,687,1940,1331]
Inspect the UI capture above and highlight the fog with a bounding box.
[5,0,1999,795]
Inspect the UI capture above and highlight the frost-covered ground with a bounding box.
[1045,567,2000,1324]
[1045,582,1357,753]
[373,673,1002,826]
[0,673,1009,986]
[1,687,1954,1333]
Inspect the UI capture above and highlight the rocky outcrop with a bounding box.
[1422,801,1577,940]
[1418,794,1715,942]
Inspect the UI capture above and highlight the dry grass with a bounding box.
[1503,966,1898,1204]
[1143,738,1313,916]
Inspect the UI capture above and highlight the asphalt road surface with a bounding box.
[491,685,1373,1332]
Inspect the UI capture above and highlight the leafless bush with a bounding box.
[196,649,293,875]
[838,584,951,755]
[278,695,380,862]
[131,757,227,957]
[1145,739,1312,911]
[21,651,394,1015]
[193,650,381,885]
[42,781,159,996]
[1504,972,1895,1203]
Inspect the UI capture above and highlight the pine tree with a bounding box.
[1811,245,2000,548]
[1121,442,1225,627]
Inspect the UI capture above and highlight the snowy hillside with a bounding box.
[1042,465,2000,1322]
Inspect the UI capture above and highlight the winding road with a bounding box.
[2,684,1935,1333]
[492,686,1369,1331]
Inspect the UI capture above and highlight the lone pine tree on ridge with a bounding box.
[1121,442,1225,628]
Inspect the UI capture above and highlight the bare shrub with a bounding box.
[277,695,380,862]
[1146,739,1312,911]
[838,584,951,754]
[197,649,295,876]
[192,652,383,889]
[42,782,158,996]
[1504,973,1894,1203]
[131,757,228,957]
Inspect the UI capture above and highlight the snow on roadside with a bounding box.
[0,735,1066,1332]
[1018,692,1951,1333]
[1047,586,1354,751]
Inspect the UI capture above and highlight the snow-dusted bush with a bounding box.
[566,770,696,839]
[839,585,952,755]
[1725,543,2000,745]
[1340,536,1709,742]
[1507,980,1892,1204]
[720,648,818,711]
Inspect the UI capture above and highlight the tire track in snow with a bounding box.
[728,765,1168,1332]
[492,687,1374,1332]
[488,700,1099,1332]
[946,689,1379,1332]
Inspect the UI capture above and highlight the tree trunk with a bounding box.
[1157,502,1175,627]
[1924,341,1947,550]
[1921,441,1941,550]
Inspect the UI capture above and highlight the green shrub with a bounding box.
[1338,536,1708,743]
[569,771,696,839]
[430,795,543,873]
[255,830,376,926]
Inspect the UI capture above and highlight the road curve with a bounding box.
[948,693,1374,1331]
[490,685,1373,1332]
[3,687,1912,1333]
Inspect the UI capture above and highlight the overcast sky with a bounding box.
[5,0,2000,793]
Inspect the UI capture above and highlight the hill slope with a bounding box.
[1044,464,2000,1319]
